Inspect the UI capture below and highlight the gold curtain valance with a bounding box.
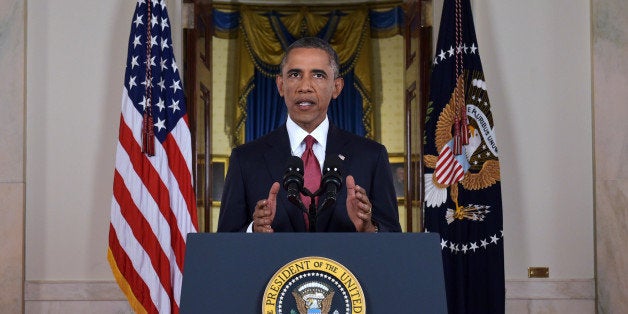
[239,7,370,76]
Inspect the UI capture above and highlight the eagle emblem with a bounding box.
[424,70,500,224]
[292,282,335,314]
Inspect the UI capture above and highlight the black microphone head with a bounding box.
[318,153,343,210]
[282,156,304,191]
[322,153,342,188]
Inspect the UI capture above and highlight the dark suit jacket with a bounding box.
[217,124,402,232]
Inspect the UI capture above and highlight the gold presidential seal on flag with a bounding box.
[262,257,365,314]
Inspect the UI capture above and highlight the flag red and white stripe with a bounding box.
[108,1,197,313]
[435,143,466,185]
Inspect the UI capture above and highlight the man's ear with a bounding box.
[276,75,284,97]
[332,77,344,99]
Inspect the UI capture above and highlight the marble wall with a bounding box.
[592,0,628,313]
[0,0,25,312]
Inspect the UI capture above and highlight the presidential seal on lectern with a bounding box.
[263,257,365,314]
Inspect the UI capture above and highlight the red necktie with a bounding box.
[301,135,321,230]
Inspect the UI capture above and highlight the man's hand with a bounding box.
[252,182,280,233]
[346,175,377,232]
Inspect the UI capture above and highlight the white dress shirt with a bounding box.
[286,115,328,171]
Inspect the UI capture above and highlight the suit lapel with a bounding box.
[325,124,351,159]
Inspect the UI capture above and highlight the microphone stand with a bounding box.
[308,194,317,232]
[283,155,336,232]
[300,187,336,233]
[298,188,318,232]
[285,154,342,232]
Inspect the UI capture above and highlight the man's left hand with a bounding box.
[346,175,377,232]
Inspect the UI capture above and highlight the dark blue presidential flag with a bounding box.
[423,0,505,313]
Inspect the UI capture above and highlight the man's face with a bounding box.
[276,47,344,133]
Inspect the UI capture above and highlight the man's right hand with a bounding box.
[252,182,280,233]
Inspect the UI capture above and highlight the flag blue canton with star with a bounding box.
[125,0,186,143]
[423,0,505,313]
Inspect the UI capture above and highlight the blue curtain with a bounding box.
[369,6,404,33]
[328,71,366,137]
[245,72,287,141]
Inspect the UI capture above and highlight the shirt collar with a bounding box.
[287,116,329,154]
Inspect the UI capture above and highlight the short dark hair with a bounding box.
[279,37,340,78]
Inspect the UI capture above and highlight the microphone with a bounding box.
[282,156,304,207]
[319,154,343,209]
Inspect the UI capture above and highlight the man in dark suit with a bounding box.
[217,37,401,233]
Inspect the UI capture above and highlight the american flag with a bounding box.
[108,0,198,313]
